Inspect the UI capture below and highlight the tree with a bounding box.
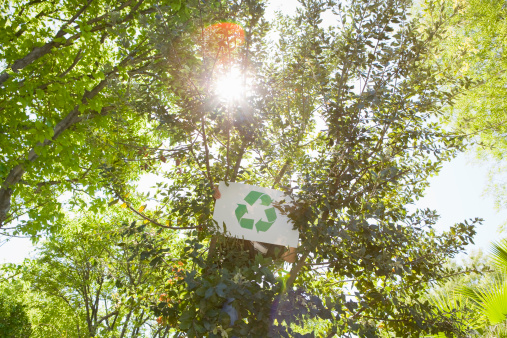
[0,285,32,338]
[112,0,479,336]
[1,0,483,336]
[0,0,190,236]
[4,210,180,337]
[0,275,77,338]
[424,0,507,209]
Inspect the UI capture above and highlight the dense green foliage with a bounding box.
[126,0,478,336]
[0,0,488,337]
[0,286,32,338]
[2,211,182,337]
[429,240,507,337]
[435,0,507,156]
[0,0,187,235]
[427,0,507,208]
[0,275,78,337]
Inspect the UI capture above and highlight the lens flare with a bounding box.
[202,22,245,66]
[202,22,247,101]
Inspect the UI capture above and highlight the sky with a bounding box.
[1,0,505,264]
[417,153,507,255]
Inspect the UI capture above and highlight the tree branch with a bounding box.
[286,251,309,288]
[97,310,120,326]
[0,0,93,86]
[272,159,291,189]
[0,44,145,226]
[114,190,200,230]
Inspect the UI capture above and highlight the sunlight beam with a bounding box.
[214,68,246,102]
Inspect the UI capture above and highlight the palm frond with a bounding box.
[491,239,507,273]
[429,289,485,335]
[458,285,482,304]
[458,270,507,326]
[472,279,507,325]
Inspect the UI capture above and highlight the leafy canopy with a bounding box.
[0,0,484,337]
[427,0,507,209]
[0,0,188,236]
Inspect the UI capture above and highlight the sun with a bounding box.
[214,67,246,102]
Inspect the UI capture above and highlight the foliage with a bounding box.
[122,0,479,336]
[460,240,507,328]
[429,240,507,337]
[426,251,491,336]
[3,210,181,337]
[0,0,190,236]
[0,276,78,338]
[0,0,486,337]
[461,278,507,326]
[0,284,32,338]
[424,0,507,209]
[429,291,483,336]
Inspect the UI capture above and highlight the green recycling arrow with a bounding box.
[235,203,254,229]
[235,190,277,232]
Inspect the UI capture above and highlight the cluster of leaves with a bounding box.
[0,285,32,338]
[425,0,507,209]
[428,240,507,337]
[1,211,185,337]
[0,0,189,235]
[154,236,280,337]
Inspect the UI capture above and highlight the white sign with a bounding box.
[212,181,299,247]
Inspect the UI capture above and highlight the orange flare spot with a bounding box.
[202,22,245,66]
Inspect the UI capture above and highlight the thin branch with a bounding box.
[114,190,200,230]
[0,0,94,86]
[272,159,291,189]
[231,143,247,182]
[200,116,214,189]
[97,310,120,326]
[286,251,309,288]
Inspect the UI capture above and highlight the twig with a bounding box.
[114,190,200,230]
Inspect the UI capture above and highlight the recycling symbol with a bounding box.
[235,191,277,232]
